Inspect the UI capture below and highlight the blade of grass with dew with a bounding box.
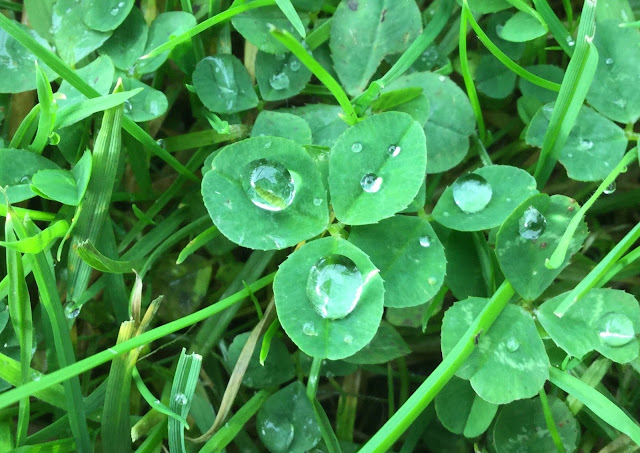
[169,349,202,453]
[549,367,640,444]
[132,367,188,427]
[4,215,33,446]
[176,225,219,265]
[198,389,271,453]
[353,0,455,115]
[358,281,515,453]
[67,80,124,304]
[532,0,575,55]
[270,27,358,125]
[539,388,566,453]
[0,220,68,254]
[0,352,65,409]
[30,61,55,154]
[140,0,276,60]
[552,221,640,317]
[546,149,637,270]
[76,241,142,274]
[459,7,485,141]
[7,210,91,452]
[54,89,142,129]
[0,14,197,181]
[0,273,275,411]
[533,0,598,187]
[463,0,562,92]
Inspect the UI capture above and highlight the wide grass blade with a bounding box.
[168,349,202,452]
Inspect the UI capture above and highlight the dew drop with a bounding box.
[64,302,81,319]
[505,337,520,352]
[361,173,383,193]
[289,59,301,72]
[351,142,363,153]
[566,36,575,47]
[306,254,363,320]
[605,57,614,65]
[518,206,546,240]
[174,393,188,405]
[302,321,318,336]
[427,277,437,285]
[419,235,431,247]
[244,159,295,212]
[343,334,353,344]
[19,175,31,184]
[264,141,272,149]
[387,144,401,157]
[597,312,635,347]
[438,75,446,82]
[313,197,322,206]
[603,181,616,195]
[31,372,42,381]
[260,419,295,452]
[452,173,492,213]
[495,24,504,35]
[124,100,132,114]
[156,138,166,149]
[580,138,593,149]
[269,72,290,90]
[275,53,286,61]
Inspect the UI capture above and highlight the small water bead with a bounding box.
[387,144,401,157]
[343,334,353,344]
[19,175,31,184]
[580,138,593,150]
[597,312,635,347]
[518,206,546,240]
[603,181,616,195]
[64,302,81,319]
[269,72,290,90]
[275,53,286,61]
[361,173,383,193]
[302,321,318,336]
[289,59,301,72]
[174,393,188,405]
[427,277,437,285]
[605,57,614,65]
[419,235,431,247]
[566,36,575,47]
[451,174,492,213]
[306,254,363,320]
[351,142,363,153]
[313,197,322,206]
[505,337,520,352]
[244,159,296,212]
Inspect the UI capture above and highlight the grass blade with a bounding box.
[0,220,68,253]
[532,0,575,55]
[168,349,202,453]
[30,61,55,154]
[55,89,142,129]
[176,225,219,265]
[76,240,141,273]
[274,0,306,37]
[132,367,188,427]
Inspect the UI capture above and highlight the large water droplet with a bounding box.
[64,302,81,319]
[580,138,593,149]
[302,321,318,336]
[505,337,520,352]
[419,235,431,247]
[452,174,492,213]
[605,57,614,65]
[351,142,363,153]
[261,419,295,452]
[244,159,295,212]
[387,144,401,157]
[518,206,546,239]
[597,312,635,347]
[269,72,290,90]
[603,181,616,195]
[306,255,363,320]
[361,173,382,193]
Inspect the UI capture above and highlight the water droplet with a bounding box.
[269,72,290,90]
[361,173,382,193]
[343,334,353,344]
[306,254,363,320]
[313,197,322,206]
[452,174,492,213]
[260,419,295,452]
[605,57,614,65]
[597,312,635,347]
[518,206,546,239]
[174,393,188,405]
[124,100,133,114]
[495,24,504,35]
[264,141,272,149]
[419,235,431,247]
[156,138,165,149]
[438,75,446,82]
[275,53,286,61]
[64,302,81,319]
[603,182,616,195]
[110,5,120,15]
[289,59,301,71]
[19,175,31,184]
[351,142,363,153]
[302,321,318,336]
[580,138,593,149]
[505,337,520,352]
[244,159,295,212]
[427,277,437,285]
[387,144,401,157]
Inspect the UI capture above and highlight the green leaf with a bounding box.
[386,72,475,174]
[256,381,321,453]
[30,150,92,206]
[498,11,547,42]
[135,11,197,74]
[202,136,328,250]
[225,332,295,389]
[0,219,68,254]
[273,237,384,360]
[76,241,141,273]
[344,322,411,364]
[83,0,134,32]
[464,0,511,13]
[0,149,60,203]
[328,111,426,225]
[435,376,498,438]
[193,55,259,114]
[519,65,565,104]
[284,104,348,148]
[441,298,550,404]
[99,7,148,70]
[441,230,488,299]
[476,54,517,99]
[329,0,422,96]
[251,110,312,145]
[349,215,446,307]
[231,6,309,54]
[587,20,640,124]
[491,396,579,453]
[432,165,538,232]
[526,104,627,181]
[52,0,112,64]
[537,288,640,363]
[275,0,307,37]
[56,55,115,110]
[255,50,312,101]
[0,22,56,94]
[121,78,168,122]
[495,194,588,300]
